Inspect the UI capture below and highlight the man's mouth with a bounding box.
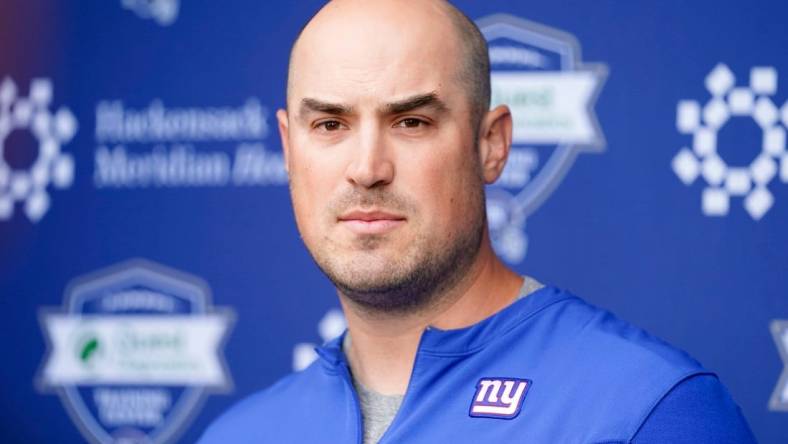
[337,210,407,235]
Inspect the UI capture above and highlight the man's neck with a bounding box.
[339,240,523,395]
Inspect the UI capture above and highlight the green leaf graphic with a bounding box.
[80,338,99,362]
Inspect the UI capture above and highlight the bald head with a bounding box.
[286,0,490,129]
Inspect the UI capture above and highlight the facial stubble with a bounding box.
[296,176,487,316]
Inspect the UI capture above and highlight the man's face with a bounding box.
[279,2,486,312]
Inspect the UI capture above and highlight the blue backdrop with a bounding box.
[1,1,787,443]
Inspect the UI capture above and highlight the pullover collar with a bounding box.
[315,286,573,367]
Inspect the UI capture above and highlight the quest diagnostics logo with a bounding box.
[37,259,234,444]
[476,14,607,263]
[0,77,77,222]
[672,64,788,220]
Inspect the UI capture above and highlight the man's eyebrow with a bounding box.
[299,98,353,117]
[382,92,448,115]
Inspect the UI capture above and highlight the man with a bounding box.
[201,1,756,442]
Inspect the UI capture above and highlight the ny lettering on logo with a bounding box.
[469,377,531,419]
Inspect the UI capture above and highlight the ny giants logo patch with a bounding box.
[469,377,531,419]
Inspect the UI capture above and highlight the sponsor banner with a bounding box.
[477,14,607,263]
[41,315,229,386]
[0,78,289,225]
[37,259,234,444]
[93,99,287,188]
[492,71,602,145]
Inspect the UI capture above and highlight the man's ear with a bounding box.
[276,108,291,174]
[477,105,513,184]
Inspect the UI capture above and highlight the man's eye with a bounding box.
[395,118,427,128]
[316,120,344,131]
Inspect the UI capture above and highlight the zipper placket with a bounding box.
[338,360,364,444]
[375,329,429,444]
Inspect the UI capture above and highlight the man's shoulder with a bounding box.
[498,287,714,439]
[198,360,338,443]
[525,288,705,375]
[217,367,312,419]
[631,373,757,443]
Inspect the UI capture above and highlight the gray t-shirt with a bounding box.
[344,276,544,444]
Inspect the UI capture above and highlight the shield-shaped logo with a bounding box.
[477,14,607,263]
[37,259,234,444]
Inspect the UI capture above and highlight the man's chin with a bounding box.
[332,265,406,292]
[322,256,415,292]
[331,273,422,313]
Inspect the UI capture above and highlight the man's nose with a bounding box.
[345,125,394,188]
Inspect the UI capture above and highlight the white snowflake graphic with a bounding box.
[672,64,788,220]
[0,78,77,222]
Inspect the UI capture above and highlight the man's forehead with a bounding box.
[287,0,463,107]
[289,59,460,114]
[294,0,454,48]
